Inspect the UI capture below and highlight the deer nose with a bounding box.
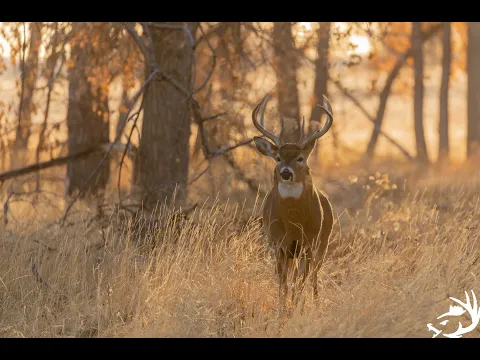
[280,168,293,181]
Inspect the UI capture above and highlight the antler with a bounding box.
[252,94,282,148]
[298,94,334,149]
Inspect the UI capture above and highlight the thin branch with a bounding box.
[353,22,402,57]
[365,22,444,159]
[0,147,103,183]
[15,22,28,147]
[158,70,190,98]
[122,22,149,61]
[194,23,217,94]
[190,99,210,158]
[202,112,227,122]
[330,78,416,163]
[117,91,147,207]
[207,138,254,160]
[189,162,211,185]
[60,69,159,226]
[36,24,61,191]
[145,22,196,91]
[139,22,157,71]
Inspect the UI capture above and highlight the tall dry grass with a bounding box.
[1,167,480,338]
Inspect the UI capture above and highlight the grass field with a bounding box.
[1,163,480,338]
[1,53,479,338]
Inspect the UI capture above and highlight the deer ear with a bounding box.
[254,136,278,158]
[301,140,317,158]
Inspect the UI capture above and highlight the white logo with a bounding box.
[427,290,480,338]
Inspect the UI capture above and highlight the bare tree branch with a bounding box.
[207,138,254,160]
[60,68,159,226]
[122,22,149,61]
[330,78,416,163]
[365,23,444,159]
[194,23,217,94]
[0,147,103,183]
[202,112,227,122]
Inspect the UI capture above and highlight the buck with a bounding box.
[252,94,334,309]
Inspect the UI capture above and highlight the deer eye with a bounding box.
[276,156,281,162]
[297,157,304,162]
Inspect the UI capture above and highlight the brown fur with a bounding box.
[255,138,334,309]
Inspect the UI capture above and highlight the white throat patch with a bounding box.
[278,182,304,199]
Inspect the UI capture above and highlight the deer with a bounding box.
[252,93,334,310]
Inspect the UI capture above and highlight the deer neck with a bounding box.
[272,172,315,229]
[273,171,314,203]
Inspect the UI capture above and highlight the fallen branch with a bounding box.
[0,142,137,184]
[0,147,102,183]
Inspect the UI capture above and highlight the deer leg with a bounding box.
[276,250,289,311]
[291,257,299,304]
[311,265,319,298]
[293,252,311,309]
[311,242,328,299]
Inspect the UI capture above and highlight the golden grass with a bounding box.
[1,167,480,338]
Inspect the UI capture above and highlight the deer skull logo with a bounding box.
[427,290,480,338]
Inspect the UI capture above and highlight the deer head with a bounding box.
[252,94,333,198]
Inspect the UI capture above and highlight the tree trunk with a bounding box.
[117,86,130,138]
[134,22,198,207]
[65,23,110,198]
[273,22,301,143]
[438,22,451,164]
[412,22,429,165]
[309,22,331,160]
[14,22,42,153]
[467,22,480,158]
[365,23,443,161]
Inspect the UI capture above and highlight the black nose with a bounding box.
[280,169,293,181]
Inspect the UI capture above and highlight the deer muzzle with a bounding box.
[280,168,294,182]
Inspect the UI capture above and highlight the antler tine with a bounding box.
[252,94,281,147]
[300,116,305,141]
[298,94,334,148]
[279,117,286,143]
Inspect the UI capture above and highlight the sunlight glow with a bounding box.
[0,37,9,58]
[349,35,371,55]
[299,22,312,31]
[0,22,10,58]
[0,22,47,60]
[333,22,372,56]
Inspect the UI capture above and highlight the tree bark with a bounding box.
[14,22,42,152]
[438,22,451,164]
[273,22,301,143]
[467,22,480,158]
[412,22,429,165]
[309,22,331,160]
[134,22,198,207]
[65,23,110,198]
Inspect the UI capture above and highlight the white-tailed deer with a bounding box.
[252,94,334,309]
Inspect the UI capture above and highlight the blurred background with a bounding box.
[0,22,476,221]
